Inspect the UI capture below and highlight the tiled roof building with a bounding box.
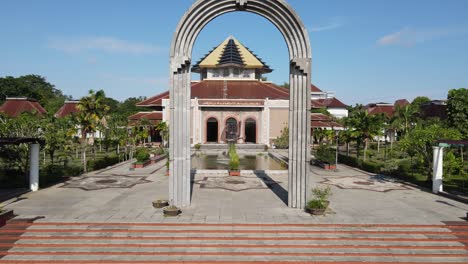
[0,97,46,117]
[133,36,348,146]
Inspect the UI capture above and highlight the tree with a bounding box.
[280,82,289,89]
[155,121,169,148]
[400,124,461,181]
[42,116,73,165]
[0,75,70,113]
[446,88,468,138]
[75,90,110,172]
[347,109,385,161]
[411,96,431,114]
[391,104,416,137]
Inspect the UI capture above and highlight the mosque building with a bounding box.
[130,36,347,146]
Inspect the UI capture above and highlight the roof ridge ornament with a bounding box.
[236,0,248,10]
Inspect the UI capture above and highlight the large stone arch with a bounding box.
[169,0,311,208]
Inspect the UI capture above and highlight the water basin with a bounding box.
[191,153,286,170]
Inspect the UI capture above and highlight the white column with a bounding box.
[29,143,40,192]
[432,146,444,193]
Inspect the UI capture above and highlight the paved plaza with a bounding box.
[1,158,468,263]
[2,158,467,224]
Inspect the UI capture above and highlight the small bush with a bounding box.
[136,148,150,163]
[90,155,119,170]
[316,145,336,164]
[152,147,166,156]
[307,199,327,209]
[338,154,359,167]
[194,143,201,150]
[361,160,383,174]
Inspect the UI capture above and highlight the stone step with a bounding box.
[1,221,467,263]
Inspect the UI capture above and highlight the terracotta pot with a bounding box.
[229,170,241,176]
[163,207,181,217]
[152,200,169,209]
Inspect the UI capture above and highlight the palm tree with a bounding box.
[347,110,385,161]
[155,121,169,148]
[76,89,110,172]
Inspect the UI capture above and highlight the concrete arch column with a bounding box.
[169,0,312,208]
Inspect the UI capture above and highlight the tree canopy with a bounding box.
[446,88,468,138]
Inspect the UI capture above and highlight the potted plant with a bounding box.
[314,144,336,170]
[228,144,240,176]
[0,203,14,227]
[305,186,332,215]
[152,199,169,208]
[163,205,181,217]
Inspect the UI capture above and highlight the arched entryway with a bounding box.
[225,118,238,143]
[206,117,218,143]
[244,118,256,143]
[169,0,312,208]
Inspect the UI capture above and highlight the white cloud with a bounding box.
[48,36,165,55]
[310,17,344,32]
[377,27,468,47]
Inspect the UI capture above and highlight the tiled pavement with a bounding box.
[1,157,468,262]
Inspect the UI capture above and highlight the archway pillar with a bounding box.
[169,0,312,209]
[169,60,192,207]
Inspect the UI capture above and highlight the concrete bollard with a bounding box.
[29,143,40,192]
[432,146,444,194]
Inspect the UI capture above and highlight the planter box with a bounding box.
[0,210,15,227]
[132,160,151,168]
[317,162,336,170]
[229,170,241,177]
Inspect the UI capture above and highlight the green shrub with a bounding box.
[90,155,119,170]
[194,143,201,150]
[273,127,289,149]
[136,148,150,163]
[306,186,332,209]
[307,199,327,209]
[229,153,240,171]
[397,159,412,176]
[361,160,383,173]
[315,145,336,164]
[152,147,166,156]
[338,154,359,167]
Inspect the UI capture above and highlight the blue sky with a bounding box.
[1,0,467,105]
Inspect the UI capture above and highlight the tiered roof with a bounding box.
[192,36,272,73]
[0,97,46,117]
